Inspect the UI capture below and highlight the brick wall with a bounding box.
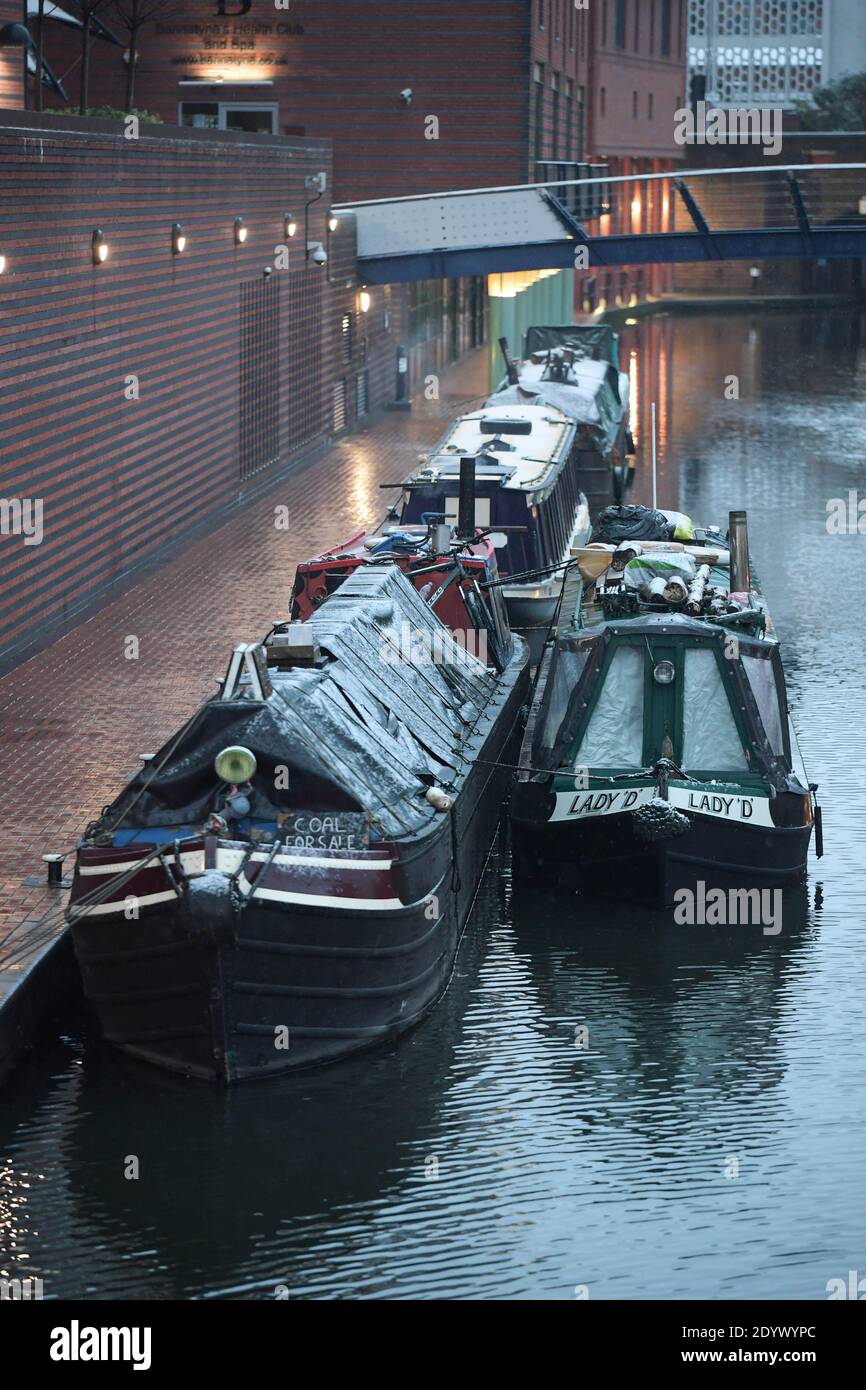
[591,0,687,160]
[0,111,395,670]
[32,0,534,202]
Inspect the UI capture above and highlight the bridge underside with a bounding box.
[359,227,866,284]
[343,166,866,284]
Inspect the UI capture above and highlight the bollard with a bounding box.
[42,853,65,886]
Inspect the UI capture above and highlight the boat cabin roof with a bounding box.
[417,404,574,492]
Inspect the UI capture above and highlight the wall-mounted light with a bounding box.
[91,229,109,265]
[328,215,339,232]
[171,223,186,255]
[0,253,6,275]
[284,214,297,238]
[358,288,371,314]
[234,216,248,246]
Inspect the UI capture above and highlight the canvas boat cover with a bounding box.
[101,565,504,842]
[489,325,625,455]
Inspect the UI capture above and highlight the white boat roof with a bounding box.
[420,404,574,491]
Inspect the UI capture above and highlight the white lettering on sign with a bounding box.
[552,785,773,827]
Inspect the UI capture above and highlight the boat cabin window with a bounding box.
[741,653,785,757]
[681,649,749,772]
[539,646,591,757]
[575,645,644,768]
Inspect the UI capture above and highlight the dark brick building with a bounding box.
[0,109,404,669]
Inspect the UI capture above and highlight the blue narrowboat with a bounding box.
[400,401,591,659]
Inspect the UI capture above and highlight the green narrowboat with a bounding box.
[511,508,820,906]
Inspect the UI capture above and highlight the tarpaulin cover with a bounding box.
[489,327,625,456]
[623,552,697,591]
[523,325,620,368]
[101,565,501,840]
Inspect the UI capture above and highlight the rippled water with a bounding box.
[2,308,865,1300]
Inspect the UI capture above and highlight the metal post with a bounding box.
[386,344,411,411]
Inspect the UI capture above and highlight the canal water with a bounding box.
[2,307,864,1300]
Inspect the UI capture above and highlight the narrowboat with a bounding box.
[67,543,530,1082]
[512,508,820,906]
[491,324,634,510]
[399,402,591,660]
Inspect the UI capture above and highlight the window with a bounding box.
[551,71,559,156]
[648,92,654,118]
[633,89,638,117]
[534,63,546,160]
[555,0,560,41]
[742,654,785,757]
[576,646,645,769]
[615,0,626,49]
[600,86,606,115]
[180,102,277,134]
[682,650,749,772]
[539,0,545,28]
[661,0,671,56]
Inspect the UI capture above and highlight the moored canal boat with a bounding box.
[67,557,530,1082]
[398,401,591,659]
[490,324,634,510]
[512,508,820,905]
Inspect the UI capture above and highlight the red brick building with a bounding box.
[0,0,25,109]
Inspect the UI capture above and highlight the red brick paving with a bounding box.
[0,349,491,969]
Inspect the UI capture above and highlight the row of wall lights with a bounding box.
[1,213,341,272]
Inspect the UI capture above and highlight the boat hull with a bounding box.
[512,800,812,908]
[70,647,529,1082]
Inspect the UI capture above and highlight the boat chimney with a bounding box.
[499,336,520,385]
[728,510,751,594]
[457,456,477,539]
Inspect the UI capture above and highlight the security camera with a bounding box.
[310,243,328,265]
[263,266,273,277]
[400,88,413,105]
